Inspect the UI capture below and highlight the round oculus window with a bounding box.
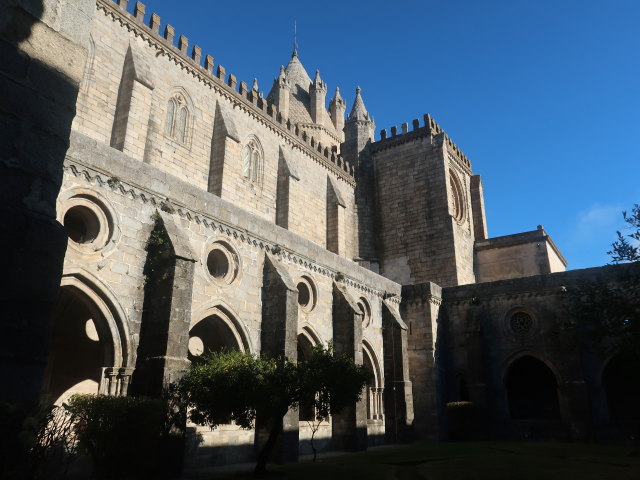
[296,277,316,312]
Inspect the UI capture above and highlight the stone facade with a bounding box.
[3,0,636,472]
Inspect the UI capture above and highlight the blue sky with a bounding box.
[132,0,639,269]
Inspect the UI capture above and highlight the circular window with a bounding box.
[510,311,534,335]
[59,194,114,253]
[205,241,239,285]
[358,298,372,328]
[207,249,229,279]
[296,277,316,312]
[449,171,465,222]
[64,206,100,243]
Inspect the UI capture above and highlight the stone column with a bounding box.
[401,282,443,440]
[382,298,414,443]
[131,212,195,477]
[256,253,299,463]
[0,0,94,406]
[332,280,367,451]
[132,212,196,396]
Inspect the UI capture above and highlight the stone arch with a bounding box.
[297,327,320,421]
[42,270,131,404]
[297,325,321,360]
[363,340,383,420]
[602,353,640,424]
[189,304,252,361]
[504,353,561,420]
[60,269,131,366]
[79,34,95,92]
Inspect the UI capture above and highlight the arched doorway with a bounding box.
[42,282,122,405]
[602,354,640,424]
[505,355,560,420]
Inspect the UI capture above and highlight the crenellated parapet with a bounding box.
[97,0,356,184]
[374,113,472,174]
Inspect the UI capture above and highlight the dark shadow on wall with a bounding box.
[0,0,82,405]
[0,1,90,477]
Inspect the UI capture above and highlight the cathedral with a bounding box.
[2,0,638,470]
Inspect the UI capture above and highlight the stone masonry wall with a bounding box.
[71,0,357,259]
[59,130,395,465]
[373,125,476,288]
[440,263,640,441]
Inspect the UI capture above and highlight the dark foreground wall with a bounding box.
[440,262,640,441]
[0,0,94,405]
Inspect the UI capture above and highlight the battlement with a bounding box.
[98,0,355,183]
[375,113,472,172]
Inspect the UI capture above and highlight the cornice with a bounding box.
[64,156,384,296]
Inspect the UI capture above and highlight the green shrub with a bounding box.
[66,394,163,479]
[446,401,475,441]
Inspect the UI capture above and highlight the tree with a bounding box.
[608,204,640,263]
[296,344,370,461]
[179,346,369,476]
[564,205,640,357]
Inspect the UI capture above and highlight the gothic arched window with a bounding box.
[242,138,263,185]
[165,93,189,143]
[449,170,465,222]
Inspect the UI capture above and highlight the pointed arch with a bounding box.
[362,340,383,421]
[79,34,96,93]
[43,269,132,404]
[190,302,253,355]
[296,325,321,421]
[60,268,132,367]
[504,352,561,420]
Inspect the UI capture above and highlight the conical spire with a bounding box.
[284,50,312,93]
[348,86,371,122]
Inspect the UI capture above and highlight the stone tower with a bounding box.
[372,116,480,287]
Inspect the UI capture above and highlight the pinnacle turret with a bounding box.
[310,69,327,125]
[347,86,372,123]
[312,69,326,92]
[330,87,346,132]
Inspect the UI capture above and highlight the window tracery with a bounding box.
[242,138,263,185]
[165,93,189,143]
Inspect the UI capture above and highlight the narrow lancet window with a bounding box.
[242,137,263,186]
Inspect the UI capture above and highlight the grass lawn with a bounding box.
[199,442,640,480]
